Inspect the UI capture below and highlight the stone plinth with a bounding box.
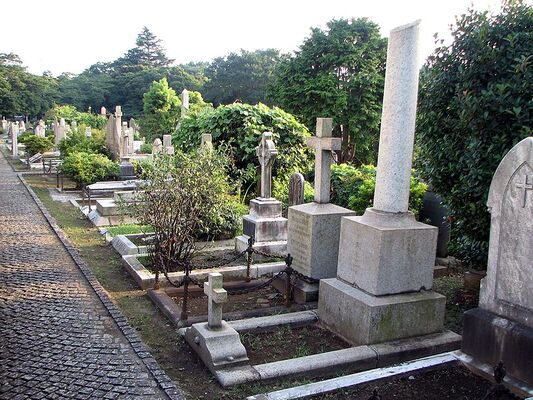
[288,203,355,279]
[318,278,445,345]
[337,209,437,296]
[235,198,287,256]
[185,321,249,374]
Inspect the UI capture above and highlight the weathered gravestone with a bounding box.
[1,117,7,132]
[100,106,106,116]
[288,173,305,207]
[287,118,355,283]
[181,88,189,117]
[85,126,92,137]
[235,132,288,255]
[201,133,213,149]
[184,273,249,380]
[152,138,163,155]
[462,136,533,386]
[318,21,448,345]
[162,134,174,155]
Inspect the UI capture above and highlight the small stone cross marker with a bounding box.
[516,174,533,208]
[307,118,341,203]
[256,132,278,198]
[204,272,228,329]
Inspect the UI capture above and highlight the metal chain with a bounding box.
[226,270,287,295]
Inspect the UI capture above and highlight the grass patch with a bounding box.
[106,224,153,236]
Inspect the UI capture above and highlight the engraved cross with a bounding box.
[516,174,533,208]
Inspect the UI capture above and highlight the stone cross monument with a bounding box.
[318,21,450,346]
[256,132,278,199]
[307,118,341,203]
[184,272,249,376]
[204,272,228,329]
[286,117,354,285]
[235,132,287,256]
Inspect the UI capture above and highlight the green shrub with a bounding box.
[58,128,109,159]
[174,103,313,198]
[416,3,533,267]
[139,142,152,154]
[330,164,427,217]
[45,104,106,129]
[19,135,54,156]
[60,152,119,187]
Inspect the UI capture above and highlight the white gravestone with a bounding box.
[287,118,355,282]
[318,21,447,345]
[235,132,288,256]
[181,89,190,117]
[35,120,46,137]
[162,134,174,154]
[100,106,106,116]
[184,272,249,376]
[85,126,92,137]
[11,123,19,156]
[462,136,533,386]
[55,118,67,145]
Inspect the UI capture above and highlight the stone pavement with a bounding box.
[0,151,182,399]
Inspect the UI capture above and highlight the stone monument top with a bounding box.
[307,118,341,204]
[115,106,122,118]
[256,132,278,199]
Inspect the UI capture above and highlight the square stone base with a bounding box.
[287,203,355,279]
[271,274,318,304]
[462,307,533,386]
[337,209,438,295]
[318,278,445,345]
[235,235,287,259]
[184,321,249,374]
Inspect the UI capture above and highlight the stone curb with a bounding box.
[17,173,186,400]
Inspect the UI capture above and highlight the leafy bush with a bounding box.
[19,135,54,156]
[60,152,119,187]
[139,142,152,154]
[416,3,533,267]
[58,127,109,159]
[330,164,427,217]
[129,147,244,275]
[45,104,106,129]
[174,103,313,198]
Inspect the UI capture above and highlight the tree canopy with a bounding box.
[203,49,281,106]
[268,18,387,165]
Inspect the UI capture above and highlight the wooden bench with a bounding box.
[42,158,62,175]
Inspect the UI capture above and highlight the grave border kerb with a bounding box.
[17,172,185,400]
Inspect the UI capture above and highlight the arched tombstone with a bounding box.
[288,172,305,207]
[462,136,533,386]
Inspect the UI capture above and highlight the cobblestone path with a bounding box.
[0,152,175,399]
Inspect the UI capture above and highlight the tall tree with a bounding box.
[268,18,387,164]
[140,77,180,141]
[114,27,174,72]
[203,49,280,106]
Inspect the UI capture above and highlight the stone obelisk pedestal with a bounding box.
[318,21,447,346]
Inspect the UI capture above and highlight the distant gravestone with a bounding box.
[11,123,19,156]
[19,120,25,133]
[35,120,46,137]
[181,89,189,117]
[100,106,106,116]
[256,132,278,199]
[152,138,163,155]
[71,120,78,134]
[201,133,213,149]
[288,173,305,207]
[85,126,92,137]
[162,134,172,148]
[462,136,533,386]
[55,118,67,145]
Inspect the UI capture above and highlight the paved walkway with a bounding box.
[0,152,176,399]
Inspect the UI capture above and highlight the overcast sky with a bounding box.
[3,0,505,76]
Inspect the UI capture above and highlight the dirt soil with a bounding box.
[310,365,509,400]
[139,248,251,270]
[171,285,286,316]
[242,324,349,364]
